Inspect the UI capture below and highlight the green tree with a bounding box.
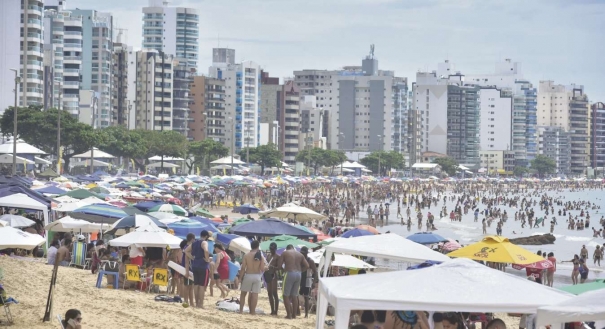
[530,155,556,178]
[97,126,149,171]
[513,166,529,177]
[187,139,229,174]
[296,148,326,175]
[323,150,347,174]
[0,106,101,169]
[360,151,405,176]
[432,156,459,176]
[240,143,282,175]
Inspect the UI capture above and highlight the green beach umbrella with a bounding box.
[259,234,318,250]
[559,279,605,295]
[60,189,104,200]
[149,203,188,216]
[195,207,215,218]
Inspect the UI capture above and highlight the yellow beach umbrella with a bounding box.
[447,235,545,265]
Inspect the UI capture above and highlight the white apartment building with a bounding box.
[142,0,199,69]
[134,50,175,131]
[43,1,83,117]
[537,81,590,174]
[209,52,261,154]
[0,0,45,112]
[477,88,512,151]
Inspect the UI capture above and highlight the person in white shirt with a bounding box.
[47,240,59,265]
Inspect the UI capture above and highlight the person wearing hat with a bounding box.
[299,246,318,318]
[185,230,211,309]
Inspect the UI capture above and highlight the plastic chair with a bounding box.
[96,270,119,289]
[123,264,143,290]
[148,268,169,293]
[0,294,14,325]
[69,242,87,268]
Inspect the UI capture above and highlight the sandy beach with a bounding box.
[0,256,316,329]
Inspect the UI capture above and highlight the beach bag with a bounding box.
[102,261,119,273]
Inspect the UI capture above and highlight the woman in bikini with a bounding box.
[264,242,280,316]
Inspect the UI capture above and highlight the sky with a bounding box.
[69,0,605,101]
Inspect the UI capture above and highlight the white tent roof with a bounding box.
[210,156,245,165]
[70,159,111,167]
[54,197,107,212]
[0,193,48,212]
[459,164,470,170]
[0,214,36,228]
[72,147,116,159]
[317,258,573,329]
[342,161,366,169]
[148,156,184,161]
[0,139,46,155]
[108,228,182,248]
[260,205,326,222]
[322,233,450,276]
[34,156,52,165]
[536,289,605,328]
[0,154,35,164]
[412,163,439,169]
[147,162,179,168]
[45,216,106,233]
[331,254,375,269]
[211,164,233,170]
[0,226,45,250]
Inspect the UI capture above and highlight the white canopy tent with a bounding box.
[0,139,46,155]
[70,159,111,167]
[322,233,451,277]
[45,216,106,233]
[0,214,36,228]
[148,156,184,161]
[0,154,35,165]
[72,148,115,159]
[210,156,245,165]
[0,226,45,250]
[147,162,179,168]
[317,258,573,329]
[0,193,50,227]
[108,225,182,248]
[536,289,605,328]
[342,161,366,169]
[34,156,52,165]
[54,197,108,212]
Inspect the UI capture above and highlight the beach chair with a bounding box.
[123,264,144,290]
[0,294,14,325]
[69,242,87,268]
[148,268,169,293]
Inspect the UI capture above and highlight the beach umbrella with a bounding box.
[231,218,252,227]
[187,216,219,227]
[260,205,326,222]
[106,214,168,235]
[341,228,373,238]
[45,216,105,233]
[447,235,547,265]
[294,225,313,234]
[60,189,104,200]
[512,259,554,271]
[168,219,219,239]
[318,237,342,246]
[69,204,128,224]
[194,207,216,218]
[0,214,36,228]
[233,204,260,214]
[259,234,319,250]
[559,279,605,295]
[89,186,110,194]
[34,185,67,195]
[441,239,462,252]
[407,232,448,245]
[356,225,380,235]
[147,211,180,220]
[230,218,317,239]
[133,200,165,212]
[215,233,251,253]
[275,246,301,255]
[148,203,188,216]
[108,227,182,248]
[0,226,45,250]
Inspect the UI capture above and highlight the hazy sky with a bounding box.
[70,0,605,101]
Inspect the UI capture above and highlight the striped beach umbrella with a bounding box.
[148,203,188,216]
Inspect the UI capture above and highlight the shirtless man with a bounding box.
[238,240,265,315]
[55,237,72,267]
[279,244,309,319]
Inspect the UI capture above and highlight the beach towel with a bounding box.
[70,242,87,268]
[215,297,264,314]
[154,295,182,303]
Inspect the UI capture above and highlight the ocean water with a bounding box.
[366,189,605,287]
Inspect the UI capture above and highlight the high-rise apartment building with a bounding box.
[591,102,605,170]
[537,126,571,175]
[413,63,481,167]
[188,76,226,141]
[142,0,199,68]
[537,81,590,174]
[0,0,45,112]
[134,50,175,131]
[466,59,537,167]
[69,8,113,128]
[209,49,261,154]
[259,71,281,146]
[278,81,301,164]
[293,49,407,153]
[111,33,129,126]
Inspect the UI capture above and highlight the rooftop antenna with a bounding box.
[369,44,375,59]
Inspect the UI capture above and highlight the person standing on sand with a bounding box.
[55,237,72,267]
[238,240,265,315]
[279,244,309,320]
[264,242,281,316]
[185,230,211,309]
[298,246,318,318]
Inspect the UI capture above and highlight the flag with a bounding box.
[196,166,200,176]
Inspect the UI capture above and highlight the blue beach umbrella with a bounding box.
[233,204,260,214]
[406,232,448,245]
[168,219,219,239]
[340,228,373,238]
